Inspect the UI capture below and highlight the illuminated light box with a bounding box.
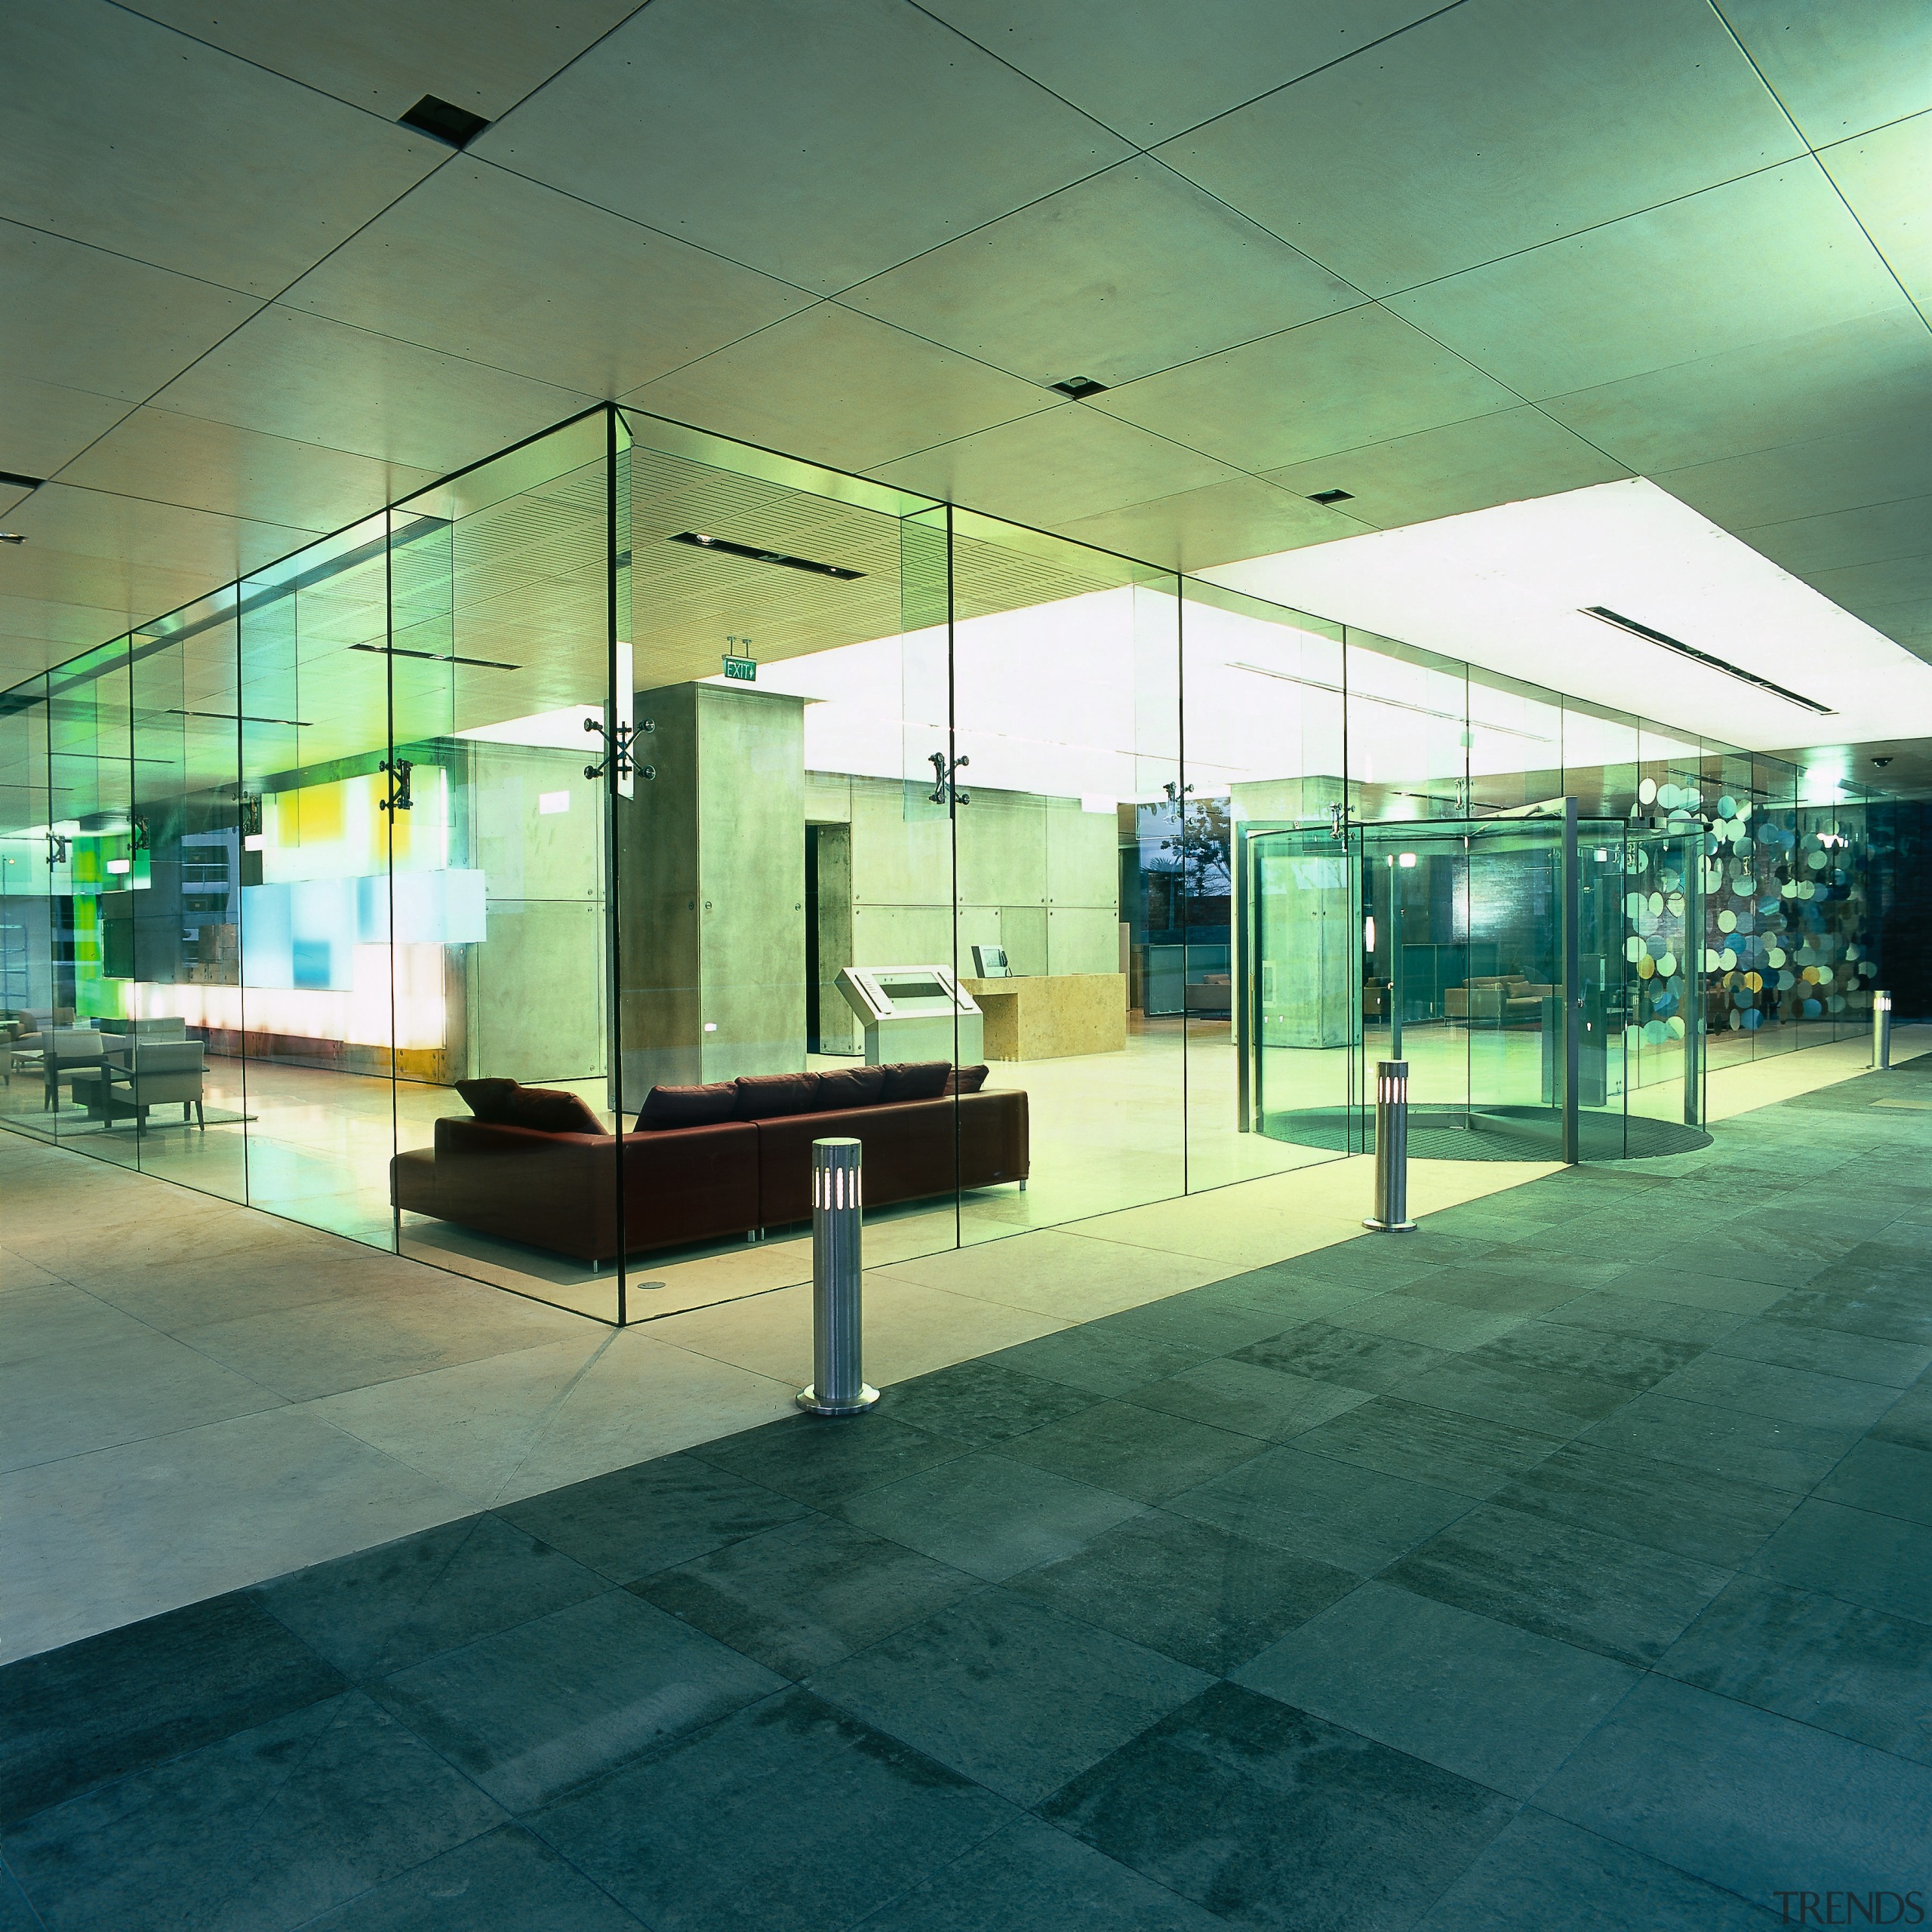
[242,869,486,989]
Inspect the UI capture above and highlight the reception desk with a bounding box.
[960,973,1127,1061]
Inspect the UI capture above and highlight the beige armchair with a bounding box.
[72,1038,207,1129]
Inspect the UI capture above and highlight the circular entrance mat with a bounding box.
[1258,1105,1711,1163]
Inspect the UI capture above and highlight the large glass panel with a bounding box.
[0,675,53,1137]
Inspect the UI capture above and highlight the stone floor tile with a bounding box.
[839,1451,1146,1582]
[1713,1318,1932,1388]
[1234,1581,1638,1799]
[1004,1510,1358,1674]
[1333,1294,1527,1352]
[1746,1498,1932,1623]
[1577,1391,1860,1491]
[982,1327,1214,1397]
[251,1514,608,1679]
[632,1515,977,1678]
[1874,1377,1932,1451]
[1814,1438,1932,1526]
[1388,1352,1628,1437]
[1042,1681,1516,1932]
[1542,1291,1747,1347]
[1093,1294,1311,1355]
[689,1412,971,1510]
[1289,1395,1566,1499]
[875,1358,1103,1444]
[808,1589,1210,1807]
[371,1589,783,1811]
[494,1451,808,1583]
[1647,1353,1901,1431]
[1125,1358,1371,1442]
[1592,1266,1791,1316]
[1382,1502,1732,1666]
[529,1689,1014,1931]
[1473,1322,1706,1394]
[1231,1321,1451,1395]
[995,1399,1264,1504]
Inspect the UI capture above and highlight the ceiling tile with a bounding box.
[281,161,814,398]
[1654,418,1932,529]
[1739,495,1932,578]
[868,404,1244,528]
[1538,307,1932,475]
[1156,0,1800,296]
[119,0,638,121]
[1720,0,1932,143]
[1093,303,1516,473]
[150,306,595,475]
[1262,406,1630,530]
[0,380,135,484]
[0,595,150,685]
[1057,475,1367,574]
[58,409,441,534]
[1,220,260,414]
[839,158,1361,390]
[0,0,444,297]
[1821,114,1932,313]
[1801,553,1932,615]
[2,484,307,592]
[1387,160,1905,401]
[473,0,1131,295]
[624,304,1052,475]
[919,0,1441,145]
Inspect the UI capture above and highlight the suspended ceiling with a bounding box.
[0,0,1927,725]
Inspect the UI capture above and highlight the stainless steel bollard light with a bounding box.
[797,1137,878,1417]
[1364,1060,1418,1232]
[1873,989,1894,1072]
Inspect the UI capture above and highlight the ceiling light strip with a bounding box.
[670,532,863,580]
[349,644,520,670]
[1580,607,1835,715]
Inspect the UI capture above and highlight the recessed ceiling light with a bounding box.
[1872,755,1894,768]
[0,470,44,491]
[0,532,23,545]
[1580,606,1834,715]
[670,532,863,580]
[399,94,490,149]
[1050,377,1108,399]
[1306,488,1354,506]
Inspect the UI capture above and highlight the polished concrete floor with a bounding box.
[4,1051,1930,1927]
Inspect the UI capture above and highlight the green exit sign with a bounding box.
[721,654,757,682]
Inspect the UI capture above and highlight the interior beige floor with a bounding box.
[3,1021,1921,1665]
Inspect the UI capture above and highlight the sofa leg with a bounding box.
[1018,1179,1027,1192]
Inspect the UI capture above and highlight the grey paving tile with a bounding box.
[494,1451,809,1583]
[1875,1377,1932,1452]
[1814,1438,1932,1526]
[1713,1318,1932,1388]
[994,1399,1263,1504]
[1333,1294,1526,1352]
[1537,1675,1932,1915]
[1125,1357,1371,1441]
[0,1869,35,1932]
[1391,1352,1629,1437]
[0,1592,344,1827]
[984,1327,1212,1397]
[1287,1394,1565,1499]
[1747,1498,1932,1623]
[839,1451,1145,1582]
[296,1823,645,1930]
[1474,1322,1706,1393]
[1235,1580,1638,1800]
[1579,1390,1861,1492]
[4,1692,502,1932]
[252,1514,607,1679]
[1231,1321,1451,1394]
[1004,1509,1358,1674]
[859,1814,1224,1931]
[531,1688,1014,1930]
[1398,1267,1590,1318]
[877,1358,1103,1445]
[1042,1681,1515,1932]
[808,1589,1209,1807]
[690,1414,971,1511]
[1382,1502,1732,1666]
[1093,1294,1309,1355]
[1770,1278,1932,1347]
[1658,1574,1932,1766]
[1531,1295,1743,1351]
[1209,1271,1381,1323]
[1664,1240,1836,1289]
[632,1514,977,1678]
[1168,1444,1473,1574]
[1594,1266,1791,1315]
[1414,1806,1782,1930]
[372,1589,783,1811]
[1647,1352,1900,1431]
[1490,1438,1800,1567]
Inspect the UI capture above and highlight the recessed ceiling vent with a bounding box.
[1580,606,1835,715]
[1050,377,1108,399]
[0,470,45,491]
[1306,488,1354,506]
[400,95,490,149]
[671,533,864,580]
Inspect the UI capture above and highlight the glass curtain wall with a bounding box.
[0,401,1897,1327]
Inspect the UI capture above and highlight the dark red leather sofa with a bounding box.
[390,1063,1028,1264]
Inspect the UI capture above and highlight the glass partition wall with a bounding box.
[0,404,1893,1324]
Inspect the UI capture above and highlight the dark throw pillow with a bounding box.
[635,1081,738,1131]
[455,1077,518,1121]
[457,1078,606,1135]
[813,1064,888,1111]
[879,1060,951,1103]
[945,1064,989,1095]
[733,1071,820,1119]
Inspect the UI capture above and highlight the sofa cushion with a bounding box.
[879,1060,950,1103]
[637,1081,738,1130]
[457,1077,605,1135]
[946,1064,989,1095]
[813,1065,887,1111]
[734,1071,820,1119]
